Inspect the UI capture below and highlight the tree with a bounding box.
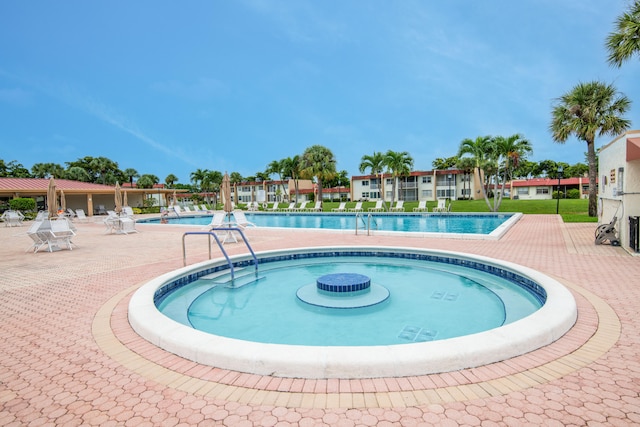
[455,157,476,200]
[65,166,91,182]
[457,136,492,202]
[606,0,640,67]
[384,150,414,203]
[325,170,350,188]
[431,156,458,171]
[137,174,159,189]
[124,168,140,186]
[202,170,222,205]
[550,81,631,216]
[299,145,337,202]
[359,151,386,203]
[190,168,207,192]
[492,134,533,210]
[282,156,301,202]
[266,159,286,202]
[165,174,178,188]
[4,160,30,177]
[31,162,65,179]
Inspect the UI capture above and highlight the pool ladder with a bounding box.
[182,228,258,281]
[355,212,378,236]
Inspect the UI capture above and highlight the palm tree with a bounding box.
[164,173,178,188]
[266,159,286,202]
[384,150,414,203]
[282,156,301,202]
[123,168,139,186]
[606,0,640,67]
[493,134,532,210]
[550,81,631,216]
[455,157,476,200]
[202,170,222,205]
[299,145,337,203]
[458,135,492,201]
[359,151,386,203]
[190,168,206,192]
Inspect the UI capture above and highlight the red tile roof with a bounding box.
[0,178,116,192]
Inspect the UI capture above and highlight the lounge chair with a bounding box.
[332,202,346,212]
[192,205,201,212]
[432,199,449,213]
[183,206,193,213]
[122,206,135,218]
[595,216,620,246]
[96,205,107,215]
[200,204,212,212]
[1,210,25,227]
[390,201,404,212]
[232,210,256,229]
[349,202,363,212]
[413,201,428,212]
[369,201,385,212]
[247,201,259,211]
[172,206,183,217]
[48,217,77,249]
[75,209,89,222]
[66,208,77,219]
[309,201,322,212]
[103,211,120,234]
[35,211,48,221]
[268,202,280,212]
[282,202,296,212]
[295,201,308,211]
[26,220,48,253]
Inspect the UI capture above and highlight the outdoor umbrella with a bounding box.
[172,190,177,206]
[123,191,128,207]
[114,182,123,214]
[222,172,232,216]
[60,190,66,213]
[47,177,57,218]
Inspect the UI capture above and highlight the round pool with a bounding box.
[129,246,577,378]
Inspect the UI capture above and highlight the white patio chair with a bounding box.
[1,210,25,227]
[368,201,384,212]
[390,201,404,212]
[432,199,450,213]
[75,209,89,222]
[348,202,363,212]
[331,202,346,212]
[413,201,428,212]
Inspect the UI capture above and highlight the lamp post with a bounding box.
[556,166,563,215]
[447,173,452,201]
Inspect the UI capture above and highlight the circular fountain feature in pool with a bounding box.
[128,246,577,379]
[296,273,390,308]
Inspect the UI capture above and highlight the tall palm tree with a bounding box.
[124,168,139,186]
[282,155,301,202]
[299,145,337,203]
[550,81,631,216]
[266,159,286,202]
[384,150,414,204]
[190,168,206,192]
[359,151,386,203]
[458,135,492,201]
[164,174,178,188]
[493,134,532,210]
[606,0,640,67]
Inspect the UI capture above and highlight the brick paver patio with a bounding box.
[1,214,639,425]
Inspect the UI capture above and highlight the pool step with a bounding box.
[202,269,264,288]
[200,268,246,280]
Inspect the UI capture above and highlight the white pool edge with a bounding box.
[128,245,577,379]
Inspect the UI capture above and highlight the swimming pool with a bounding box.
[140,212,522,238]
[129,246,577,378]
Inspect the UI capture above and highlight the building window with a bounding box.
[461,188,471,196]
[362,180,369,186]
[517,188,529,195]
[421,189,433,197]
[422,176,432,184]
[361,192,370,199]
[535,187,549,195]
[386,178,393,185]
[436,189,454,198]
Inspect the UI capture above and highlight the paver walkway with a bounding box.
[0,214,639,426]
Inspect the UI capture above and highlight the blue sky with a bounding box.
[1,1,639,184]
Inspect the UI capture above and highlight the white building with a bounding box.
[598,130,640,253]
[350,169,476,202]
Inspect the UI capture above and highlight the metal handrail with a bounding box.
[355,212,378,236]
[182,228,258,280]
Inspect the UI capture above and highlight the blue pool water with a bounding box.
[141,212,514,234]
[156,254,542,346]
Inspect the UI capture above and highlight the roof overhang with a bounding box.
[627,137,640,161]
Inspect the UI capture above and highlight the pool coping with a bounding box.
[128,245,576,379]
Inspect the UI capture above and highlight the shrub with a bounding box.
[566,189,581,199]
[9,197,36,212]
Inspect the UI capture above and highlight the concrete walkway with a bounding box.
[0,214,638,426]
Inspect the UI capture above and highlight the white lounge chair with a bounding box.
[282,202,296,212]
[268,202,280,212]
[66,208,76,219]
[35,211,48,221]
[432,199,450,213]
[390,201,404,212]
[103,211,120,234]
[183,206,192,213]
[192,205,201,212]
[232,210,256,229]
[247,201,259,211]
[1,210,24,227]
[348,202,363,212]
[308,201,322,212]
[75,209,89,222]
[369,201,384,212]
[48,217,77,249]
[200,204,212,212]
[96,205,107,215]
[122,206,135,218]
[172,206,183,216]
[413,201,428,212]
[26,220,48,253]
[332,202,346,212]
[295,201,308,211]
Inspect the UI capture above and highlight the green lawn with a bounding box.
[318,199,596,223]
